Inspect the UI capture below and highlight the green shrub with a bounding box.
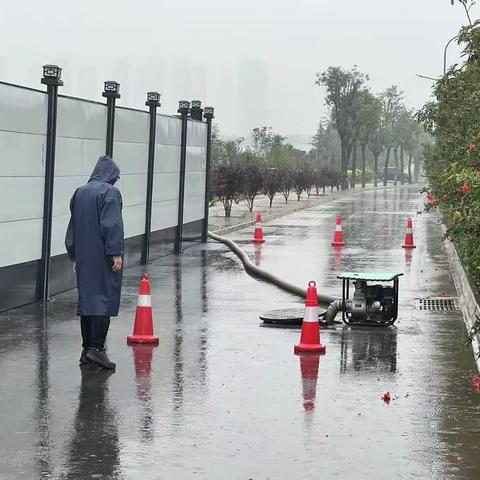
[421,26,480,289]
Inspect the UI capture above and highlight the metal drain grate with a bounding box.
[415,297,459,311]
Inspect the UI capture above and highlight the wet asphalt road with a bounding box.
[1,185,480,480]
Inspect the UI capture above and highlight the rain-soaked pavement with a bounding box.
[1,185,480,480]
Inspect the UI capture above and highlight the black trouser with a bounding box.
[80,316,110,350]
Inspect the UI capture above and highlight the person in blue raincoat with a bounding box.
[65,155,124,370]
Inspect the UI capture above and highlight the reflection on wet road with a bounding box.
[0,185,479,479]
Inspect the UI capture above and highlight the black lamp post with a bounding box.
[38,64,63,303]
[102,80,120,157]
[174,100,190,254]
[141,91,161,265]
[190,100,203,121]
[202,106,214,242]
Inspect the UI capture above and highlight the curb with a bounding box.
[211,183,417,237]
[443,225,480,374]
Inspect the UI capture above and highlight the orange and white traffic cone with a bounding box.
[127,274,159,344]
[331,215,345,246]
[253,212,266,244]
[402,217,416,249]
[298,353,321,412]
[294,281,326,355]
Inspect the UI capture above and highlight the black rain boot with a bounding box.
[86,348,116,370]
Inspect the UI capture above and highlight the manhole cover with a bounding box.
[259,307,326,328]
[415,297,459,311]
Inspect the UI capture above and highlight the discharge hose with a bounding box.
[208,231,340,309]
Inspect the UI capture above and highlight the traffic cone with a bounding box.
[294,281,326,354]
[253,211,266,244]
[298,353,321,412]
[331,215,345,246]
[402,217,416,249]
[127,274,159,344]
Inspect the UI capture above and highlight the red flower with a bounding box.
[463,183,471,194]
[432,199,437,206]
[427,193,433,201]
[468,143,477,155]
[442,194,449,201]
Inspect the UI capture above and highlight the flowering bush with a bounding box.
[420,26,480,289]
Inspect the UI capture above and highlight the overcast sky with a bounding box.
[0,0,477,140]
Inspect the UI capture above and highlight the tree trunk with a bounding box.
[383,147,391,186]
[374,153,379,187]
[361,144,366,188]
[414,157,420,182]
[393,147,399,185]
[340,140,348,190]
[408,154,413,184]
[224,199,232,218]
[350,143,357,189]
[400,146,405,185]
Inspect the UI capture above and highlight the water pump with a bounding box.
[339,272,403,326]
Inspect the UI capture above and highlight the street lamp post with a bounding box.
[102,81,120,157]
[202,106,214,243]
[444,34,459,74]
[174,100,190,254]
[141,91,161,265]
[38,64,63,303]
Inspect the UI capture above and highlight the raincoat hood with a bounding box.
[89,156,120,185]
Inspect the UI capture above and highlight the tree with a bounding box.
[263,167,282,207]
[251,127,285,158]
[211,162,244,218]
[212,133,244,167]
[316,66,368,190]
[211,130,245,217]
[310,121,341,169]
[240,152,263,212]
[293,164,314,201]
[450,0,474,25]
[280,167,294,202]
[394,109,417,184]
[355,90,381,188]
[419,25,480,287]
[366,95,386,187]
[381,86,404,186]
[313,167,329,195]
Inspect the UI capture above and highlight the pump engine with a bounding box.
[339,272,402,326]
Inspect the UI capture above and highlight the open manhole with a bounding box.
[415,297,459,311]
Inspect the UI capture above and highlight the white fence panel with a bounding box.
[0,84,47,267]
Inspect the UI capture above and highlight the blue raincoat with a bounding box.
[65,156,124,316]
